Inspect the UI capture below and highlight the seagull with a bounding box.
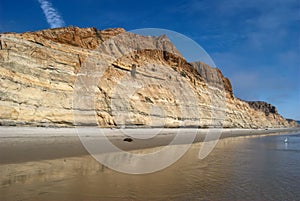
[284,137,288,143]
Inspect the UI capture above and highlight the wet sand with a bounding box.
[0,128,299,201]
[0,127,299,164]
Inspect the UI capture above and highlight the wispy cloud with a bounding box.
[37,0,65,28]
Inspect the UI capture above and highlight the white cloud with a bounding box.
[37,0,65,28]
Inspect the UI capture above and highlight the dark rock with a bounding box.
[246,101,278,116]
[123,137,133,142]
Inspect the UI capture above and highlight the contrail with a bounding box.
[37,0,65,28]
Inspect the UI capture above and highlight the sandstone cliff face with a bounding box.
[246,101,299,127]
[0,27,297,128]
[191,62,233,97]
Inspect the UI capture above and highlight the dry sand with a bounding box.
[0,127,299,164]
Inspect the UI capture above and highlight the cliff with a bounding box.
[246,101,278,116]
[0,26,297,128]
[246,101,299,127]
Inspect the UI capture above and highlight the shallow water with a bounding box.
[1,133,300,201]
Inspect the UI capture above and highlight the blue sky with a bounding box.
[0,0,299,119]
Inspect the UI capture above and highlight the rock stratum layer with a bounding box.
[0,27,298,128]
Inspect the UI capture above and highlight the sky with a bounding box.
[0,0,299,120]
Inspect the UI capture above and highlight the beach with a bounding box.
[0,126,299,164]
[0,127,299,201]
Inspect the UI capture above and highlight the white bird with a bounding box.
[284,137,288,143]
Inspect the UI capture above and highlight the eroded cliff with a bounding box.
[0,27,297,128]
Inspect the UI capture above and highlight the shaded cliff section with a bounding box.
[0,26,298,128]
[247,101,278,116]
[246,101,299,127]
